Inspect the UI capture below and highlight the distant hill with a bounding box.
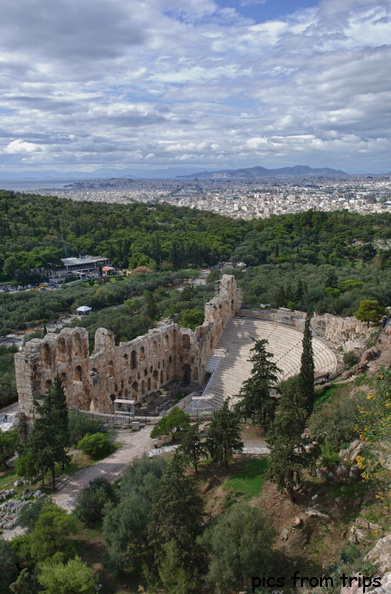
[177,165,349,179]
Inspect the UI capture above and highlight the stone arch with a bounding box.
[182,364,191,385]
[56,337,67,364]
[60,372,66,385]
[160,370,164,384]
[131,350,137,369]
[108,361,114,377]
[141,380,145,394]
[182,335,190,350]
[153,370,158,389]
[74,365,82,382]
[131,381,139,399]
[41,343,52,371]
[231,298,235,312]
[73,332,82,357]
[193,367,198,381]
[44,379,52,391]
[147,377,151,391]
[123,353,128,367]
[164,335,169,347]
[152,340,158,355]
[139,346,145,361]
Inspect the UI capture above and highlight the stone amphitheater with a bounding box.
[15,274,371,426]
[183,317,338,414]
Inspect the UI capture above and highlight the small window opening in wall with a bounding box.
[73,365,82,382]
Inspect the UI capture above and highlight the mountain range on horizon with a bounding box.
[1,164,390,183]
[177,165,349,179]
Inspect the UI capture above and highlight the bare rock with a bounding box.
[291,517,303,528]
[365,534,391,575]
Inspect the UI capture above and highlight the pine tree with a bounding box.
[179,422,207,473]
[266,392,314,503]
[235,339,281,431]
[206,400,243,468]
[147,454,204,592]
[24,378,70,490]
[299,316,315,415]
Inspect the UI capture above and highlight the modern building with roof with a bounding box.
[60,255,111,273]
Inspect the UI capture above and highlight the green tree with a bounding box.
[68,411,102,446]
[150,406,190,441]
[0,428,19,469]
[199,503,275,593]
[267,392,314,502]
[354,299,386,327]
[234,338,281,431]
[102,456,166,574]
[37,554,98,593]
[75,477,118,527]
[77,432,112,459]
[206,400,243,468]
[9,568,31,594]
[147,454,204,592]
[22,381,70,490]
[0,537,18,591]
[29,504,77,563]
[179,422,207,473]
[299,316,315,415]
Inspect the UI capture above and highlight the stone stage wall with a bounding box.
[15,275,241,428]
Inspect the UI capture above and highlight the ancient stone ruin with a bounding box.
[15,275,241,429]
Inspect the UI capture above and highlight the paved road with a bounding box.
[53,427,154,511]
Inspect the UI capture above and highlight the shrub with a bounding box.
[77,433,112,459]
[343,351,359,369]
[320,441,340,468]
[68,411,102,446]
[75,477,118,526]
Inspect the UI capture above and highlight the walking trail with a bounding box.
[53,426,154,511]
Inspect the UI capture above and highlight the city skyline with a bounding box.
[0,0,390,176]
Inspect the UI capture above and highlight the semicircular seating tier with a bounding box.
[186,318,338,413]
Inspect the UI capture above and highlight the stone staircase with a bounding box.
[184,317,338,414]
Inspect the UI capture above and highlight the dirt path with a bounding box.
[53,427,154,512]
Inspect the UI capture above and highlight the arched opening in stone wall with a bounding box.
[131,350,137,369]
[73,333,82,357]
[152,340,158,355]
[147,377,151,391]
[153,370,158,390]
[160,370,164,384]
[73,366,82,382]
[123,353,128,368]
[44,379,52,391]
[110,394,115,411]
[139,346,145,361]
[182,335,190,350]
[182,364,191,385]
[108,361,114,377]
[193,368,198,381]
[231,298,235,312]
[131,381,138,398]
[141,380,145,395]
[41,343,52,371]
[60,372,66,385]
[57,337,67,364]
[164,335,169,348]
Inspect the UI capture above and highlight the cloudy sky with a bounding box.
[0,0,390,176]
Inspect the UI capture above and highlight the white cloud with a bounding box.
[4,139,42,153]
[0,0,390,174]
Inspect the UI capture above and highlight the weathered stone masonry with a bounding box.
[15,275,241,428]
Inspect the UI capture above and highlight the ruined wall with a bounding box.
[238,307,371,351]
[15,275,241,427]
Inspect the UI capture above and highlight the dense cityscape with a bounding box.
[32,174,391,220]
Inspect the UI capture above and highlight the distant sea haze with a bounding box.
[0,180,72,191]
